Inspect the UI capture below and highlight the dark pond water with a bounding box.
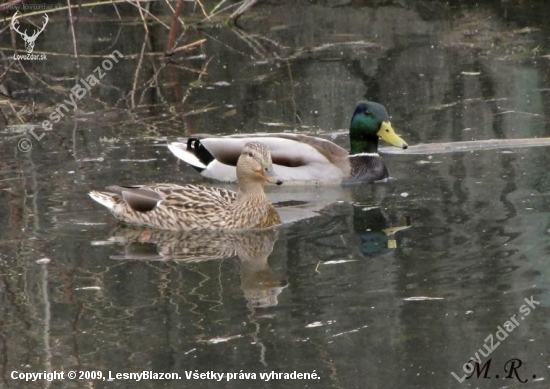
[1,1,550,388]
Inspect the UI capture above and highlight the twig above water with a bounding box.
[165,0,186,55]
[229,0,258,21]
[66,0,80,72]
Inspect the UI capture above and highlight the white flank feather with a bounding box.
[168,142,207,169]
[202,160,238,182]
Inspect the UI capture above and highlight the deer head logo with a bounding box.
[11,12,48,54]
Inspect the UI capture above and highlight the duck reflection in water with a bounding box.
[98,227,287,308]
[288,203,412,263]
[353,207,412,256]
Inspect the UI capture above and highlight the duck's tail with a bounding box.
[89,191,116,209]
[168,138,214,172]
[89,190,125,215]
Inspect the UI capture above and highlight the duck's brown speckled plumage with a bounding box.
[89,142,282,231]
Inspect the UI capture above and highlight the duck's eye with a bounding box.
[248,152,253,157]
[264,167,268,171]
[365,111,372,116]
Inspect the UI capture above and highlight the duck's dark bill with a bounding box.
[262,167,283,185]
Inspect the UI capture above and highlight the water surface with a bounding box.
[1,1,550,388]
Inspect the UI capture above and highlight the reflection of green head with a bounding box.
[360,232,388,256]
[353,206,388,256]
[349,102,408,154]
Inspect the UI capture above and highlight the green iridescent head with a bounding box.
[349,101,408,154]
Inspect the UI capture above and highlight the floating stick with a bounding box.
[379,138,550,155]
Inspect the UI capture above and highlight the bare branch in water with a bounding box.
[66,0,80,73]
[133,0,150,34]
[229,0,258,21]
[194,0,210,21]
[165,39,207,59]
[130,32,150,110]
[165,0,186,55]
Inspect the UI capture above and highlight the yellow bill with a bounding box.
[377,121,408,149]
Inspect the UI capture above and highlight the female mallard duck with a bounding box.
[88,142,283,231]
[168,101,408,185]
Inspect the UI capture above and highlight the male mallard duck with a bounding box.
[168,101,408,184]
[88,142,282,231]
